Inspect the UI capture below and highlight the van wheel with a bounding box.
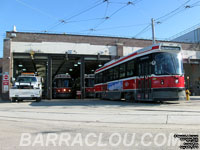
[11,98,16,103]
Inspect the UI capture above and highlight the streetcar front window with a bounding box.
[54,79,72,88]
[153,52,183,75]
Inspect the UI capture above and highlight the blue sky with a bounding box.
[1,0,200,57]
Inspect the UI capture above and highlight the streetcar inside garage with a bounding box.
[12,53,111,99]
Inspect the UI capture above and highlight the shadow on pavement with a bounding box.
[27,99,181,107]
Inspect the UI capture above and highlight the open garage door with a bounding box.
[13,53,112,99]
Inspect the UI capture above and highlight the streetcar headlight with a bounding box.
[161,80,164,85]
[175,79,179,84]
[69,89,71,92]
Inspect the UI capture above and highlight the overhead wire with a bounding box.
[134,24,151,38]
[46,0,105,31]
[14,0,58,20]
[155,0,191,23]
[88,1,136,33]
[133,0,193,38]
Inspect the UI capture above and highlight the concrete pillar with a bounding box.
[80,57,85,99]
[47,55,52,100]
[116,43,123,57]
[2,39,12,100]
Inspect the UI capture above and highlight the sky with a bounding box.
[0,0,200,58]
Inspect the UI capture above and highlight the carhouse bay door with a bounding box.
[137,56,152,101]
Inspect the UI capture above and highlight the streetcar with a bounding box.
[85,74,95,98]
[53,74,73,98]
[94,43,185,101]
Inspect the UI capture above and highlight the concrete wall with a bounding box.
[0,58,2,98]
[2,39,12,99]
[11,41,117,56]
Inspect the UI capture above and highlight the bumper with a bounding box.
[53,93,72,98]
[152,88,186,101]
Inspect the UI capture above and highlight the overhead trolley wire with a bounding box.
[133,0,193,38]
[134,24,151,38]
[155,0,191,23]
[15,0,58,20]
[46,0,105,31]
[88,1,136,32]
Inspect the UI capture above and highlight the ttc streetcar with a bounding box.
[53,74,73,98]
[85,74,95,98]
[94,43,186,102]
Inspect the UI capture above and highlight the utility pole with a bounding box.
[151,18,156,44]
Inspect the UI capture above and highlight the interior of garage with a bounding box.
[184,62,200,96]
[12,53,111,99]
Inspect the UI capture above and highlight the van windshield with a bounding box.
[16,77,37,83]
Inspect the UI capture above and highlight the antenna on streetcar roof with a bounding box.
[151,18,156,44]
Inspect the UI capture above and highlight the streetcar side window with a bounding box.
[95,74,98,84]
[138,63,143,76]
[103,70,108,82]
[113,66,119,80]
[127,60,135,77]
[95,73,102,84]
[99,72,103,83]
[108,68,114,81]
[119,64,126,78]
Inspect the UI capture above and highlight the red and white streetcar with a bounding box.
[94,43,185,102]
[85,74,95,98]
[53,74,73,98]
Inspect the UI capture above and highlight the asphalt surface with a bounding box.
[0,97,200,150]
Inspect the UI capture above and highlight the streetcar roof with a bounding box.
[95,43,181,74]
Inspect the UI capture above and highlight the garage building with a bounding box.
[1,31,200,100]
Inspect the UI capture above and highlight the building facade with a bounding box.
[1,31,200,99]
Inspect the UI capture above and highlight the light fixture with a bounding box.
[69,69,73,71]
[22,68,26,71]
[18,64,23,67]
[74,64,78,67]
[78,62,81,65]
[98,64,102,67]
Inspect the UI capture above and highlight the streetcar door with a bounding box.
[138,56,152,100]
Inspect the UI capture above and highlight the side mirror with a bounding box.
[11,77,15,84]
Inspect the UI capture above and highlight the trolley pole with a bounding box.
[151,18,156,44]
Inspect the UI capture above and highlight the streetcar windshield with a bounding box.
[153,52,183,75]
[54,78,72,88]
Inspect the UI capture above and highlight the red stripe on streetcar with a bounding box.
[96,46,159,73]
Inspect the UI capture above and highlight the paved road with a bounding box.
[0,98,200,150]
